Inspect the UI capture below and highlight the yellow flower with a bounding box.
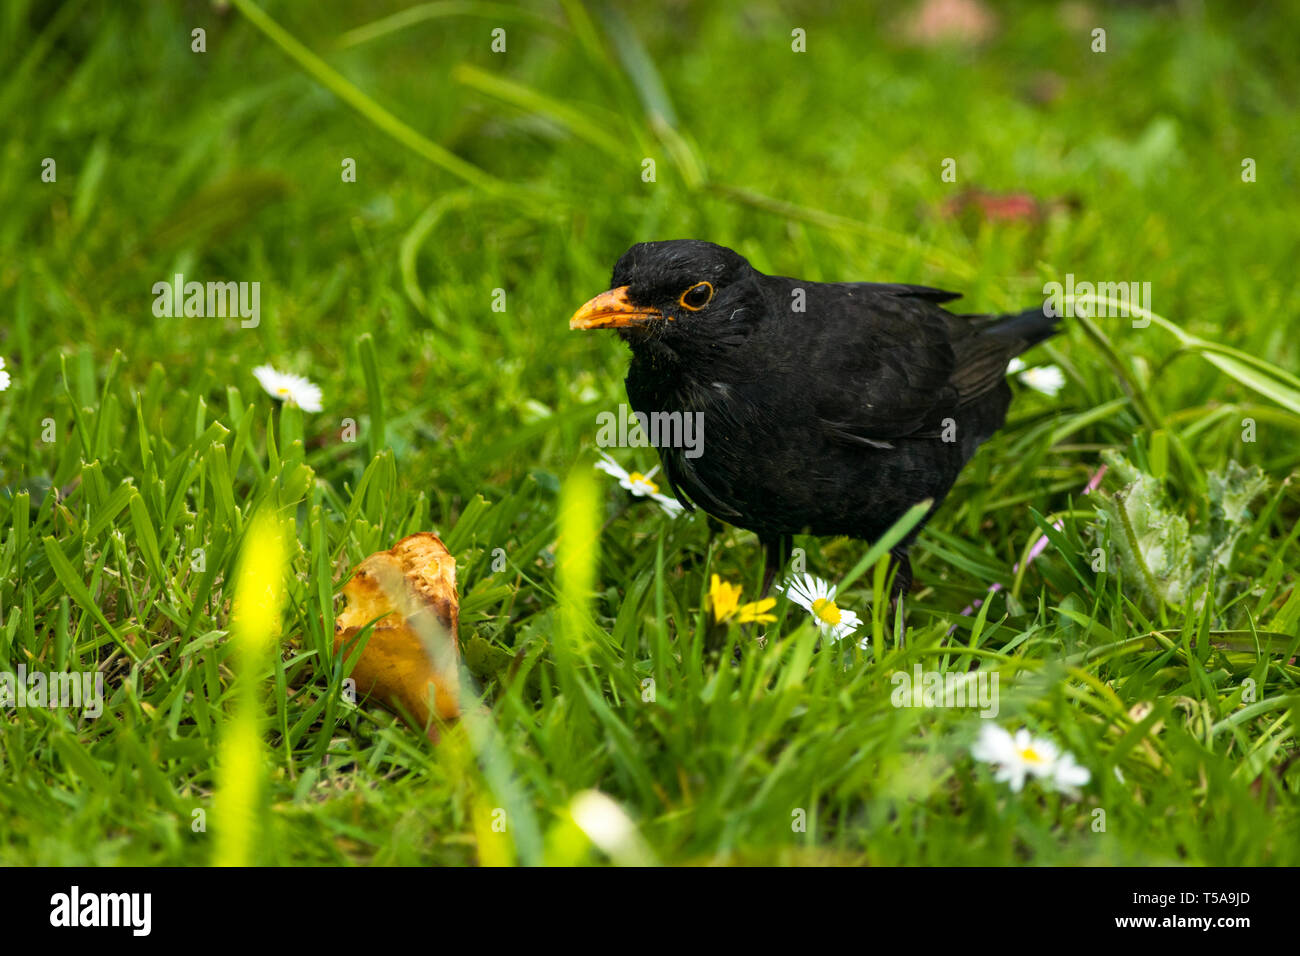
[735,596,776,624]
[708,575,776,625]
[709,574,742,621]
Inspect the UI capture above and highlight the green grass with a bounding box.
[2,0,1299,865]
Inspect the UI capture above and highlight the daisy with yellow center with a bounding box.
[775,572,863,647]
[626,471,658,495]
[971,725,1091,794]
[594,453,684,517]
[708,574,776,625]
[0,357,11,392]
[252,364,323,412]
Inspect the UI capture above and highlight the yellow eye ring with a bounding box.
[679,281,714,311]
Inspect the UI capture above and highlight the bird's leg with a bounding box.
[760,538,780,597]
[888,546,913,598]
[759,534,793,596]
[885,547,913,624]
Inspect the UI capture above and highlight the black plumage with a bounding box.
[570,239,1059,597]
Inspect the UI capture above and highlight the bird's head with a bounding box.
[569,240,758,352]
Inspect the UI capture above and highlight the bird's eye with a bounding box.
[679,281,714,311]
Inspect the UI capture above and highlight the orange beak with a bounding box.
[569,286,664,330]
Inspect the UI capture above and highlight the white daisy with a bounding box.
[252,365,322,412]
[0,357,10,392]
[594,453,684,517]
[1051,751,1092,794]
[1007,358,1066,397]
[971,724,1089,794]
[776,572,863,646]
[971,725,1054,792]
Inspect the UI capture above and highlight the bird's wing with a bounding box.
[661,451,743,519]
[623,361,744,519]
[795,283,1011,443]
[836,281,963,305]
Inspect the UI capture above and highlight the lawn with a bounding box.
[2,0,1298,866]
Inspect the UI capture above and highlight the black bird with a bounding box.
[569,239,1058,597]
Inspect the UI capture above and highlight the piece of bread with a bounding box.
[334,533,461,736]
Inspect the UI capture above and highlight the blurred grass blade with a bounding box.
[338,2,560,48]
[213,511,288,867]
[452,64,626,158]
[557,465,600,663]
[400,191,475,314]
[594,4,706,187]
[228,0,502,191]
[357,333,386,460]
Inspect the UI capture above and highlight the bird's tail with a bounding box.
[982,306,1060,349]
